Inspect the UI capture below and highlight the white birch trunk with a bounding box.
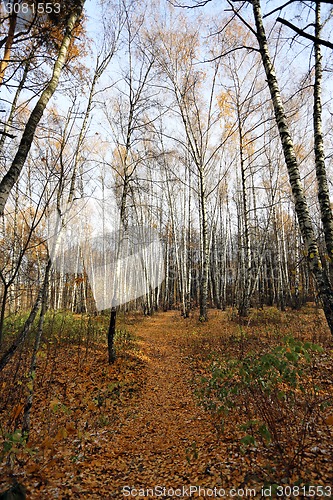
[251,0,333,333]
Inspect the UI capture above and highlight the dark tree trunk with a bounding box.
[108,307,117,364]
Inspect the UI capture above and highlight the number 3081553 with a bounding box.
[3,2,61,15]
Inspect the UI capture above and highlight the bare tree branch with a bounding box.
[277,16,333,49]
[167,0,213,8]
[204,45,259,63]
[0,130,16,138]
[263,0,298,19]
[226,0,258,36]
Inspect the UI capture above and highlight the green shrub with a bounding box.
[200,336,329,474]
[2,310,110,347]
[2,312,30,338]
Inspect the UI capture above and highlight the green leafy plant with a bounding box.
[200,336,329,475]
[0,429,33,467]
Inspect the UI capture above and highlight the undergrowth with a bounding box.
[199,337,332,475]
[186,306,333,485]
[0,310,142,474]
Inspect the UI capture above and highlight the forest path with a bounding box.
[2,311,241,499]
[84,311,225,497]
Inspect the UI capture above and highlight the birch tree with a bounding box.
[247,0,333,332]
[100,2,156,361]
[313,1,333,260]
[0,0,86,216]
[148,12,231,320]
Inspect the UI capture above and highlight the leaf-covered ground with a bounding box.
[0,307,332,498]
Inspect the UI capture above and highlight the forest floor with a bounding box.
[0,307,333,498]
